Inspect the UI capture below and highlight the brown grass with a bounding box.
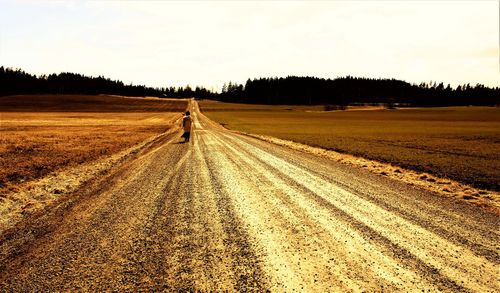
[199,101,500,191]
[0,94,187,112]
[199,99,385,112]
[198,99,326,112]
[0,95,188,194]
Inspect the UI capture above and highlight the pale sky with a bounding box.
[0,0,499,91]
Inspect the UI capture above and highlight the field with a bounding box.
[198,99,327,111]
[199,100,500,191]
[0,95,187,194]
[0,94,187,112]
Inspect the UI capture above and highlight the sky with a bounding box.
[0,1,499,91]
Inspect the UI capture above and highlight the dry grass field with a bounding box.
[0,95,187,194]
[198,99,326,112]
[0,94,187,112]
[200,101,500,191]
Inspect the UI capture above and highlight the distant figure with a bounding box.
[182,111,192,142]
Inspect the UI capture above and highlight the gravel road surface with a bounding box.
[0,101,498,291]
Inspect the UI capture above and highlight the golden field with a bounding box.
[200,101,500,191]
[0,95,187,193]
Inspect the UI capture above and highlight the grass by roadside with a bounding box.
[0,112,181,193]
[199,100,500,191]
[0,95,188,194]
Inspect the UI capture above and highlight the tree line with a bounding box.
[2,66,498,106]
[219,76,499,106]
[0,66,216,99]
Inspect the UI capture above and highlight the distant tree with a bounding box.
[2,66,498,106]
[217,76,499,106]
[0,66,216,99]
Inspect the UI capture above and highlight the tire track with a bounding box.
[223,131,500,263]
[0,134,190,290]
[196,130,270,291]
[210,127,498,292]
[207,129,439,291]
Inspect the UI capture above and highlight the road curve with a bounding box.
[0,101,498,291]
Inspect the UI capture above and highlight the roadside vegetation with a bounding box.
[200,100,500,191]
[0,95,187,193]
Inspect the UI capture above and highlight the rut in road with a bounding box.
[0,102,498,291]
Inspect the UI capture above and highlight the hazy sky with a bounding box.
[1,1,498,90]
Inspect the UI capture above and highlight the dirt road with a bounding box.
[0,101,498,291]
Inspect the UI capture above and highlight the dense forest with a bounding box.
[219,76,500,106]
[1,66,498,106]
[0,66,215,99]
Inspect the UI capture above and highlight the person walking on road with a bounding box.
[182,111,192,142]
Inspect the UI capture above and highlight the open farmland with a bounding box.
[198,99,327,111]
[0,95,187,194]
[200,101,500,191]
[0,94,187,112]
